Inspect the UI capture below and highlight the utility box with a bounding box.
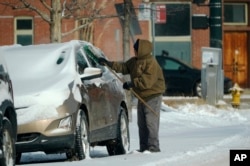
[201,47,223,105]
[206,64,218,105]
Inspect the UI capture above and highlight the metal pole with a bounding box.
[209,0,223,102]
[209,0,222,48]
[151,3,156,56]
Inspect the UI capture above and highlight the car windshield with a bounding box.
[81,45,107,71]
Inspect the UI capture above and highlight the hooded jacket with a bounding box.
[111,39,166,101]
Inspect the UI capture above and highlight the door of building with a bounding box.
[223,32,248,87]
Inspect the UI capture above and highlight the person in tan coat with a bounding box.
[98,39,165,152]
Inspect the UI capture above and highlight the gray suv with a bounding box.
[2,41,130,163]
[0,55,17,166]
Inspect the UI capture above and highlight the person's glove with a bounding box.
[98,57,112,67]
[123,81,133,90]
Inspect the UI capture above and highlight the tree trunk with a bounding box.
[79,19,94,43]
[50,0,62,43]
[123,0,130,61]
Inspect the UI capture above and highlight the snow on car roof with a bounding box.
[2,40,86,95]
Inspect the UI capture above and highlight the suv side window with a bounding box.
[166,59,181,70]
[82,45,106,71]
[76,51,88,74]
[157,57,167,69]
[85,52,97,67]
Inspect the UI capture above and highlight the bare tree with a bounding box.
[0,0,117,43]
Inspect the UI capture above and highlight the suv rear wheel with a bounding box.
[194,80,202,97]
[0,118,15,166]
[106,108,130,155]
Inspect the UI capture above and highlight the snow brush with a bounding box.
[83,45,159,117]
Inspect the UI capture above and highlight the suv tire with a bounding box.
[107,108,130,155]
[194,80,202,97]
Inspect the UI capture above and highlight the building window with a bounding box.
[15,17,33,45]
[155,3,191,37]
[224,3,248,25]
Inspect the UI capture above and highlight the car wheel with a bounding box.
[107,108,130,155]
[0,118,15,166]
[74,111,90,160]
[194,81,202,97]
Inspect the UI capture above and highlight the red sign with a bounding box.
[156,5,166,24]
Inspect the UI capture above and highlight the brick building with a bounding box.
[0,0,249,88]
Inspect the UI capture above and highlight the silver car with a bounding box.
[3,40,130,163]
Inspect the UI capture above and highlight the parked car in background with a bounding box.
[2,40,130,163]
[0,53,17,166]
[156,51,233,97]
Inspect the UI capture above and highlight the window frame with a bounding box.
[151,2,192,42]
[223,3,248,26]
[14,16,34,45]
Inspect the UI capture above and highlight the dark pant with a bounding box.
[137,95,162,151]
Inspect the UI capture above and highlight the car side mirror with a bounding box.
[80,67,102,81]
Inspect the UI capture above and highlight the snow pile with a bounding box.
[16,98,250,166]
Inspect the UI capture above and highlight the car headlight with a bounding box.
[58,116,72,130]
